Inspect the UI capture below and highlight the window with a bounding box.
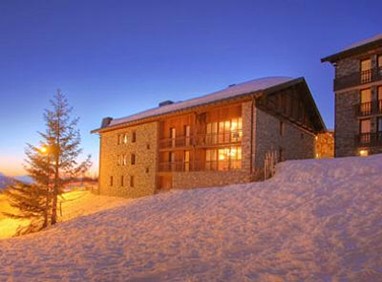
[123,134,128,144]
[206,146,241,171]
[378,55,382,69]
[360,58,372,83]
[378,86,382,113]
[184,125,191,146]
[377,117,382,143]
[359,119,371,144]
[206,118,242,145]
[130,175,134,187]
[110,176,113,186]
[378,117,382,132]
[170,128,176,147]
[117,134,122,145]
[121,175,124,187]
[184,151,190,172]
[122,154,127,166]
[146,143,150,150]
[360,88,372,115]
[132,131,136,143]
[169,152,175,171]
[131,153,136,165]
[279,121,284,136]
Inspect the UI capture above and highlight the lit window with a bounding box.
[206,146,241,171]
[123,134,128,144]
[359,149,369,157]
[360,89,372,115]
[170,128,176,147]
[184,151,190,171]
[360,58,371,83]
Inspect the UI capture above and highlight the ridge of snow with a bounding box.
[339,34,382,54]
[109,76,294,127]
[0,154,381,280]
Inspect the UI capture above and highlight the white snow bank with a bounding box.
[0,155,381,281]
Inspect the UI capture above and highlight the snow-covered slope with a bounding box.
[0,155,381,281]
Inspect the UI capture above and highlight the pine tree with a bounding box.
[4,90,91,235]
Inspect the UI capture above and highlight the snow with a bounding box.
[0,154,382,281]
[342,34,382,53]
[108,76,294,127]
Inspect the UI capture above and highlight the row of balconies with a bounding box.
[355,100,382,116]
[355,132,382,147]
[159,130,242,149]
[158,160,242,172]
[334,67,382,91]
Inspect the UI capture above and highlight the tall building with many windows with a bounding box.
[92,77,325,198]
[322,34,382,157]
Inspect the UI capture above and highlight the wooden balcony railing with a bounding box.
[334,67,382,91]
[158,160,242,172]
[355,132,382,147]
[159,130,243,149]
[355,100,382,116]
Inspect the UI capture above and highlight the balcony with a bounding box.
[334,67,382,91]
[158,160,242,172]
[355,100,382,116]
[159,130,242,149]
[355,132,382,147]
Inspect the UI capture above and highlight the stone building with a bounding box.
[322,34,382,157]
[92,77,326,198]
[315,131,334,159]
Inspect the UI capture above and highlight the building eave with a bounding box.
[321,38,382,64]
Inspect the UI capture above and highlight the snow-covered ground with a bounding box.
[0,155,381,281]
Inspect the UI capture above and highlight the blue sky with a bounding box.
[0,0,381,176]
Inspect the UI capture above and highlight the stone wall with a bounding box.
[335,89,358,157]
[253,108,315,168]
[99,122,158,198]
[172,170,251,189]
[335,57,359,78]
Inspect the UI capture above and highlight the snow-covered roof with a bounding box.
[104,76,294,129]
[321,34,382,63]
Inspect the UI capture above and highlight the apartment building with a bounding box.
[92,77,325,198]
[322,34,382,157]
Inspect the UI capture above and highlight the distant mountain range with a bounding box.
[0,173,33,190]
[0,173,14,189]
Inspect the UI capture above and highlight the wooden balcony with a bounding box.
[355,132,382,147]
[355,100,382,116]
[159,130,242,150]
[334,67,382,91]
[158,160,242,172]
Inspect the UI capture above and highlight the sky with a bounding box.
[0,0,381,176]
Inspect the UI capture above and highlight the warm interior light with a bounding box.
[359,149,369,157]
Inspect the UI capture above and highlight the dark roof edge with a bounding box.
[321,38,382,63]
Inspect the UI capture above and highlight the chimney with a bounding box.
[101,117,113,128]
[159,100,174,107]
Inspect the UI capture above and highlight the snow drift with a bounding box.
[0,155,381,281]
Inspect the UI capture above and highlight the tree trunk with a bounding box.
[51,152,59,225]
